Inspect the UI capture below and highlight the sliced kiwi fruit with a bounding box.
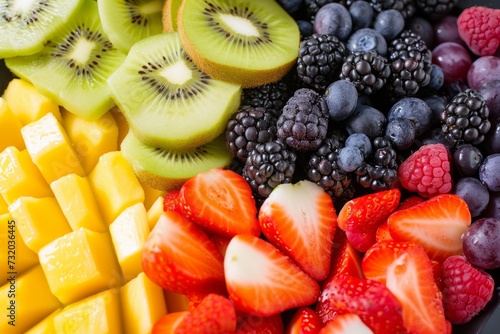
[177,0,300,88]
[107,31,242,151]
[5,0,126,121]
[121,130,233,191]
[0,0,83,58]
[162,0,182,32]
[98,0,164,53]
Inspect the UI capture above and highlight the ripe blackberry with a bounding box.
[241,80,292,117]
[415,0,457,21]
[340,50,391,96]
[243,140,297,199]
[369,0,416,19]
[277,88,329,152]
[440,89,491,147]
[225,105,278,161]
[297,34,347,92]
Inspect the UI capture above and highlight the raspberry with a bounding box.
[441,255,495,324]
[457,6,500,56]
[398,143,452,198]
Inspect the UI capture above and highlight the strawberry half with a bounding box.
[224,234,320,317]
[323,230,363,287]
[387,194,471,262]
[319,313,374,334]
[286,307,324,334]
[259,180,337,281]
[337,189,401,252]
[178,168,260,237]
[152,312,188,334]
[236,312,284,333]
[375,196,424,243]
[142,211,226,296]
[163,189,180,211]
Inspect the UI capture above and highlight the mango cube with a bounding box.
[2,78,61,125]
[89,151,145,224]
[141,180,166,210]
[0,146,52,205]
[147,196,165,230]
[21,112,85,184]
[25,308,62,334]
[53,289,122,333]
[0,195,7,213]
[38,228,123,305]
[50,174,106,232]
[0,266,61,334]
[0,97,25,151]
[110,203,150,280]
[62,109,119,174]
[120,272,167,334]
[8,196,72,253]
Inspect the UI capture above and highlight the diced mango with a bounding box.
[25,308,62,334]
[0,195,7,213]
[0,147,52,205]
[110,106,129,146]
[21,112,85,184]
[38,228,123,305]
[147,196,165,230]
[141,179,166,210]
[89,151,145,224]
[62,108,119,174]
[8,196,72,253]
[164,290,190,313]
[109,203,150,281]
[2,78,61,125]
[53,289,122,333]
[0,266,61,334]
[0,97,25,151]
[50,174,106,232]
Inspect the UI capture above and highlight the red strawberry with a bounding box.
[375,222,392,242]
[457,6,500,56]
[163,189,180,211]
[152,312,188,334]
[316,274,407,334]
[259,180,338,281]
[286,307,324,334]
[178,168,260,237]
[319,313,374,334]
[387,194,471,262]
[375,196,425,242]
[236,312,284,333]
[441,255,495,324]
[224,234,320,317]
[142,211,226,296]
[397,195,425,210]
[323,230,363,286]
[210,234,232,257]
[337,189,401,252]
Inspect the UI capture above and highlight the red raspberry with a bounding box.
[441,255,495,324]
[457,6,500,56]
[398,143,452,198]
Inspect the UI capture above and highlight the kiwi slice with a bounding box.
[5,0,126,121]
[121,130,233,191]
[162,0,182,32]
[177,0,300,88]
[0,0,83,58]
[98,0,164,53]
[107,31,241,151]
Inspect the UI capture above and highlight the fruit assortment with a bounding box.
[1,0,500,333]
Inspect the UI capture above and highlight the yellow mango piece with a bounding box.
[0,195,7,213]
[50,174,106,233]
[0,146,52,205]
[164,290,190,313]
[89,151,145,224]
[62,109,119,174]
[2,78,61,125]
[141,179,166,210]
[0,266,61,334]
[120,272,167,334]
[21,112,85,184]
[8,196,72,253]
[110,106,129,146]
[38,228,123,305]
[25,308,62,334]
[0,212,38,283]
[53,289,122,334]
[110,203,150,281]
[0,97,25,151]
[147,196,165,230]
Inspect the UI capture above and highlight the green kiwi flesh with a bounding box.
[98,0,164,53]
[0,0,83,58]
[177,0,300,87]
[5,0,126,121]
[162,0,182,32]
[121,130,233,191]
[107,31,242,151]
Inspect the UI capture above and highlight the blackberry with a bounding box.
[243,140,297,199]
[296,34,347,92]
[415,0,457,21]
[369,0,416,19]
[355,137,398,191]
[340,50,391,96]
[225,105,278,161]
[440,89,491,147]
[277,88,329,152]
[241,80,293,117]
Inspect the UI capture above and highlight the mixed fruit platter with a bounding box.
[1,0,500,333]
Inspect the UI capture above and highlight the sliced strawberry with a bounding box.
[178,168,260,237]
[323,230,363,287]
[210,234,232,257]
[142,211,226,296]
[163,189,180,211]
[236,312,284,333]
[398,195,425,210]
[259,180,337,281]
[387,194,472,262]
[337,189,401,252]
[152,311,188,334]
[224,234,320,317]
[286,307,324,334]
[319,313,374,334]
[375,222,393,242]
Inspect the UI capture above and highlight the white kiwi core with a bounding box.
[218,14,259,37]
[160,60,193,85]
[139,0,163,15]
[70,39,96,65]
[12,0,37,13]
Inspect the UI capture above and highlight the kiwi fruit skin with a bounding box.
[162,0,182,32]
[177,0,300,88]
[121,130,233,191]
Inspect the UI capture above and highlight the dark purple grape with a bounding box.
[277,0,303,14]
[346,28,387,56]
[408,16,435,48]
[478,80,500,123]
[337,146,364,172]
[325,80,358,121]
[387,97,433,136]
[482,191,500,219]
[423,94,448,124]
[481,123,500,155]
[467,56,500,90]
[345,133,372,157]
[478,153,500,192]
[313,3,352,41]
[384,117,416,150]
[433,15,462,45]
[349,0,374,31]
[432,42,472,84]
[345,104,387,139]
[452,177,489,217]
[373,9,405,41]
[453,144,483,177]
[462,217,500,269]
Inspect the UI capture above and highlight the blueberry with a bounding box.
[408,16,435,48]
[423,94,448,123]
[337,146,364,172]
[345,133,372,157]
[325,80,358,121]
[479,153,500,192]
[346,28,387,56]
[373,9,405,41]
[349,0,374,31]
[387,97,433,136]
[277,0,303,14]
[385,118,416,150]
[297,20,314,38]
[313,3,352,41]
[453,144,483,177]
[345,104,386,139]
[427,64,445,91]
[453,177,489,217]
